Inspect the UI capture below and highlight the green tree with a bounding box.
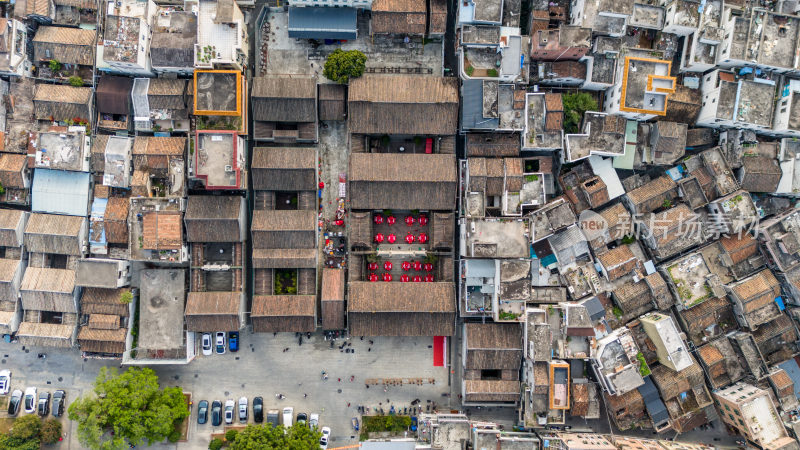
[323,49,367,84]
[10,415,41,442]
[68,367,189,450]
[562,92,598,134]
[208,438,224,450]
[0,433,40,450]
[68,76,84,87]
[230,423,321,450]
[48,59,61,72]
[0,414,43,450]
[225,429,238,442]
[40,419,62,445]
[119,290,133,304]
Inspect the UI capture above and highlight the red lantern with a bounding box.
[425,274,434,282]
[405,215,415,226]
[382,273,393,282]
[334,219,344,226]
[418,233,428,244]
[383,261,393,271]
[400,274,409,282]
[369,273,378,282]
[387,234,396,244]
[374,215,384,225]
[405,234,415,244]
[319,181,325,189]
[387,215,396,225]
[368,262,378,271]
[401,261,411,271]
[413,275,422,282]
[374,233,384,243]
[424,262,434,272]
[413,261,422,271]
[419,215,428,226]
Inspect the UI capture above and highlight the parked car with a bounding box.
[201,333,212,356]
[37,392,50,416]
[211,400,222,426]
[296,412,307,425]
[253,397,263,423]
[320,426,331,449]
[23,387,36,413]
[0,369,11,394]
[215,332,226,354]
[229,332,239,352]
[308,413,319,429]
[224,399,234,424]
[7,389,22,415]
[52,390,66,417]
[282,407,294,427]
[238,397,248,423]
[197,400,208,425]
[267,409,279,428]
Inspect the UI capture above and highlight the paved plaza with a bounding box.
[0,332,452,449]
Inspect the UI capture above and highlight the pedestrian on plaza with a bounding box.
[338,378,341,382]
[304,393,308,398]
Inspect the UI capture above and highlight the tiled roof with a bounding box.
[34,84,91,104]
[598,244,635,268]
[141,211,182,250]
[697,343,724,366]
[132,136,185,156]
[770,369,793,389]
[733,269,779,301]
[33,26,95,46]
[626,176,676,205]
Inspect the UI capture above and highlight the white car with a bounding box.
[224,399,234,424]
[320,426,331,449]
[215,332,226,355]
[309,413,319,429]
[23,387,36,414]
[282,406,293,427]
[0,370,11,395]
[201,333,212,356]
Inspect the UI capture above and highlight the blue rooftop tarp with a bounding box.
[288,7,357,40]
[32,169,91,217]
[776,296,786,311]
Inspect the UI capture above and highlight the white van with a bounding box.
[282,407,294,427]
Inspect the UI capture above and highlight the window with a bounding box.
[480,369,502,380]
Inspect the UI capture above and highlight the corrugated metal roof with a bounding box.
[461,79,498,130]
[638,376,669,424]
[288,7,357,40]
[132,77,151,131]
[32,169,90,217]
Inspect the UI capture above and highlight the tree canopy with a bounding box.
[323,49,367,84]
[227,423,322,450]
[0,414,42,450]
[68,367,189,450]
[562,92,598,134]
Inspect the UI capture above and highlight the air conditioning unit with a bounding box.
[225,165,233,172]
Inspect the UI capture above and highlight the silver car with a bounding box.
[238,397,247,423]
